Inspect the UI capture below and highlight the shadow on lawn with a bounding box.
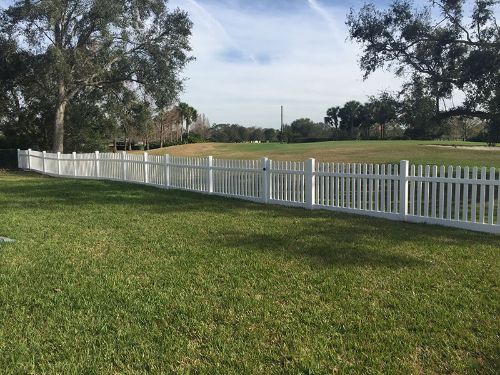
[1,174,494,269]
[218,228,431,268]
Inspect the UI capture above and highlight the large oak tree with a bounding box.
[347,0,500,142]
[1,0,193,152]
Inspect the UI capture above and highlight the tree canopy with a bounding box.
[347,0,500,142]
[0,0,193,151]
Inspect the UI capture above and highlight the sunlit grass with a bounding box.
[0,171,498,373]
[142,140,500,168]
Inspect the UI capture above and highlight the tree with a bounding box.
[347,0,500,142]
[0,36,55,150]
[442,116,487,140]
[288,118,330,142]
[338,101,364,137]
[325,106,340,129]
[177,102,197,142]
[191,113,211,139]
[263,128,278,142]
[1,0,193,152]
[367,92,400,139]
[400,75,442,139]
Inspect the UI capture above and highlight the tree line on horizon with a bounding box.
[188,85,487,145]
[0,0,498,152]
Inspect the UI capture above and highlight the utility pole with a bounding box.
[280,105,284,143]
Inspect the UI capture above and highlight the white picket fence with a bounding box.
[17,149,500,234]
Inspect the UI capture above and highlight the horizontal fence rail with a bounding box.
[17,149,500,234]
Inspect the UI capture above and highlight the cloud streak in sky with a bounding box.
[307,0,340,35]
[184,0,257,63]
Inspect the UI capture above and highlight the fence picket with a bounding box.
[431,165,437,218]
[488,167,495,225]
[479,167,487,223]
[462,167,469,222]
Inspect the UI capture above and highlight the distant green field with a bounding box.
[0,171,498,373]
[141,140,500,168]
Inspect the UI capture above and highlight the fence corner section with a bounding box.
[305,158,316,209]
[261,157,269,203]
[399,159,409,219]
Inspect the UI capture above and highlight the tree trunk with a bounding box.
[52,82,67,152]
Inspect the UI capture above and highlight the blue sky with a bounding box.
[169,0,406,127]
[0,0,435,127]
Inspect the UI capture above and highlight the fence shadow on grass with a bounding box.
[216,228,430,269]
[1,173,494,269]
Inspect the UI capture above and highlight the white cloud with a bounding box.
[170,0,404,128]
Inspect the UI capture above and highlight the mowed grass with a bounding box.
[0,171,498,374]
[142,140,500,167]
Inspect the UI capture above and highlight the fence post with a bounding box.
[305,158,316,209]
[42,151,46,173]
[207,156,213,193]
[27,149,32,170]
[143,152,149,184]
[57,152,61,175]
[95,151,100,178]
[17,149,20,169]
[72,152,77,176]
[261,157,269,203]
[399,160,409,219]
[121,151,127,181]
[164,154,170,188]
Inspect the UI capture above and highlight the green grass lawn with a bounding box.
[0,171,498,373]
[142,140,500,168]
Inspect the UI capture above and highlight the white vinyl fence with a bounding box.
[17,149,500,234]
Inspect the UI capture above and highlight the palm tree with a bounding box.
[177,102,197,143]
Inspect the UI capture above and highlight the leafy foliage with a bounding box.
[0,0,193,151]
[347,0,500,142]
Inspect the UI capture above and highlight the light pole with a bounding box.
[280,105,284,143]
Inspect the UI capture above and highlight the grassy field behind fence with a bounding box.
[139,140,500,168]
[0,171,498,373]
